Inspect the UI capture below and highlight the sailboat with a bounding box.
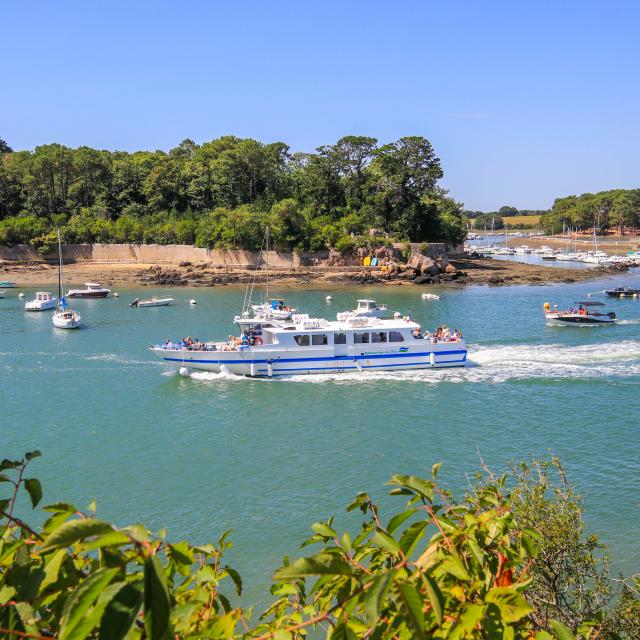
[52,230,82,329]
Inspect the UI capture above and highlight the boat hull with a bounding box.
[67,291,109,298]
[151,343,467,377]
[545,314,614,325]
[25,301,57,311]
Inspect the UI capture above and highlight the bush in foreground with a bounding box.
[1,453,637,639]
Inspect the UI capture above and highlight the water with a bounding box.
[2,278,640,605]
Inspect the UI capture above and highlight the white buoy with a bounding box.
[634,293,638,299]
[621,293,626,298]
[189,299,197,305]
[179,366,189,376]
[326,295,332,301]
[394,311,402,318]
[18,293,25,299]
[267,362,273,378]
[113,292,119,298]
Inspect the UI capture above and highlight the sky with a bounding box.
[1,1,639,211]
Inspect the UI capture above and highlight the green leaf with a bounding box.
[311,521,337,538]
[83,531,132,551]
[40,518,114,553]
[362,571,395,624]
[439,556,471,581]
[395,582,426,640]
[485,586,534,623]
[0,458,21,471]
[40,548,67,591]
[398,520,427,556]
[25,450,42,461]
[431,462,443,478]
[549,620,576,640]
[274,552,352,580]
[99,581,143,640]
[23,478,42,509]
[388,475,434,502]
[144,555,172,640]
[386,508,418,534]
[534,632,555,640]
[66,582,125,640]
[372,528,402,555]
[224,564,243,596]
[329,622,357,639]
[450,604,485,640]
[59,567,119,640]
[423,574,443,626]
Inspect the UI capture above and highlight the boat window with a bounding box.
[294,334,310,346]
[372,331,387,343]
[311,334,328,346]
[388,331,404,342]
[334,332,347,345]
[354,332,369,344]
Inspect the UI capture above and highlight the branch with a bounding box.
[0,510,44,541]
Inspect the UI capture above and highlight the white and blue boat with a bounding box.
[150,314,467,378]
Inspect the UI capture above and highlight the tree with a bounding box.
[499,205,519,217]
[0,137,12,154]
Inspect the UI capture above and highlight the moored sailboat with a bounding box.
[52,231,82,329]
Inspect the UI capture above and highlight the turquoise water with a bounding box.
[2,276,640,605]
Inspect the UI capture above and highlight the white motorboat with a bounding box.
[150,315,467,378]
[67,282,111,298]
[554,252,579,261]
[251,298,296,320]
[130,296,174,307]
[52,230,81,330]
[544,301,616,325]
[350,299,390,318]
[421,293,440,301]
[0,281,16,288]
[25,292,57,311]
[0,291,4,298]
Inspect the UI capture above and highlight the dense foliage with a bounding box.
[0,136,466,253]
[541,189,640,235]
[1,452,637,639]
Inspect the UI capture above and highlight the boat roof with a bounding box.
[357,299,376,303]
[85,282,103,287]
[265,316,420,334]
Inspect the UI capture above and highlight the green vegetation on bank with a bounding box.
[1,452,638,639]
[0,135,466,254]
[541,189,640,235]
[466,207,547,231]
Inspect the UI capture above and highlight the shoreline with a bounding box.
[1,255,630,290]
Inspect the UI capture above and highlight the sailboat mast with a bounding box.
[57,229,63,302]
[265,226,270,303]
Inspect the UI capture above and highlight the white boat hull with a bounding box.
[25,300,57,311]
[151,341,467,377]
[545,313,615,326]
[53,311,82,329]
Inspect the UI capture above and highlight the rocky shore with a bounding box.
[0,253,630,290]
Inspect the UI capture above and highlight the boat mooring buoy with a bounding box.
[113,292,119,298]
[18,293,25,299]
[326,295,332,302]
[179,366,189,376]
[394,311,402,318]
[189,299,197,305]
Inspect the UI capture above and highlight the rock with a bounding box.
[445,263,456,274]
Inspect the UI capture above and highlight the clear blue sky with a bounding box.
[2,1,639,211]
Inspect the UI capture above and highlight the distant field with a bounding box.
[473,215,542,228]
[507,215,541,226]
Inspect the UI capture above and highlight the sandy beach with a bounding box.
[0,254,630,290]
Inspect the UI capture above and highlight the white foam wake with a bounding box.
[172,341,640,386]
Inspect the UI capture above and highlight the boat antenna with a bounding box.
[241,226,268,315]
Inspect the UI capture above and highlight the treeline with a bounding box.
[2,452,638,638]
[541,188,640,234]
[0,135,466,254]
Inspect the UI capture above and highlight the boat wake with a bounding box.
[171,341,640,386]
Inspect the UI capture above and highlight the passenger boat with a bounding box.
[25,292,57,311]
[150,315,467,377]
[604,287,640,297]
[544,301,616,325]
[130,296,174,307]
[0,281,16,288]
[67,283,111,298]
[52,231,81,329]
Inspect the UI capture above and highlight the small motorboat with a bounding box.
[351,299,389,318]
[604,287,640,298]
[67,283,111,298]
[0,281,16,288]
[252,298,296,320]
[544,301,616,325]
[421,293,440,301]
[25,292,57,311]
[130,296,174,307]
[0,291,4,298]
